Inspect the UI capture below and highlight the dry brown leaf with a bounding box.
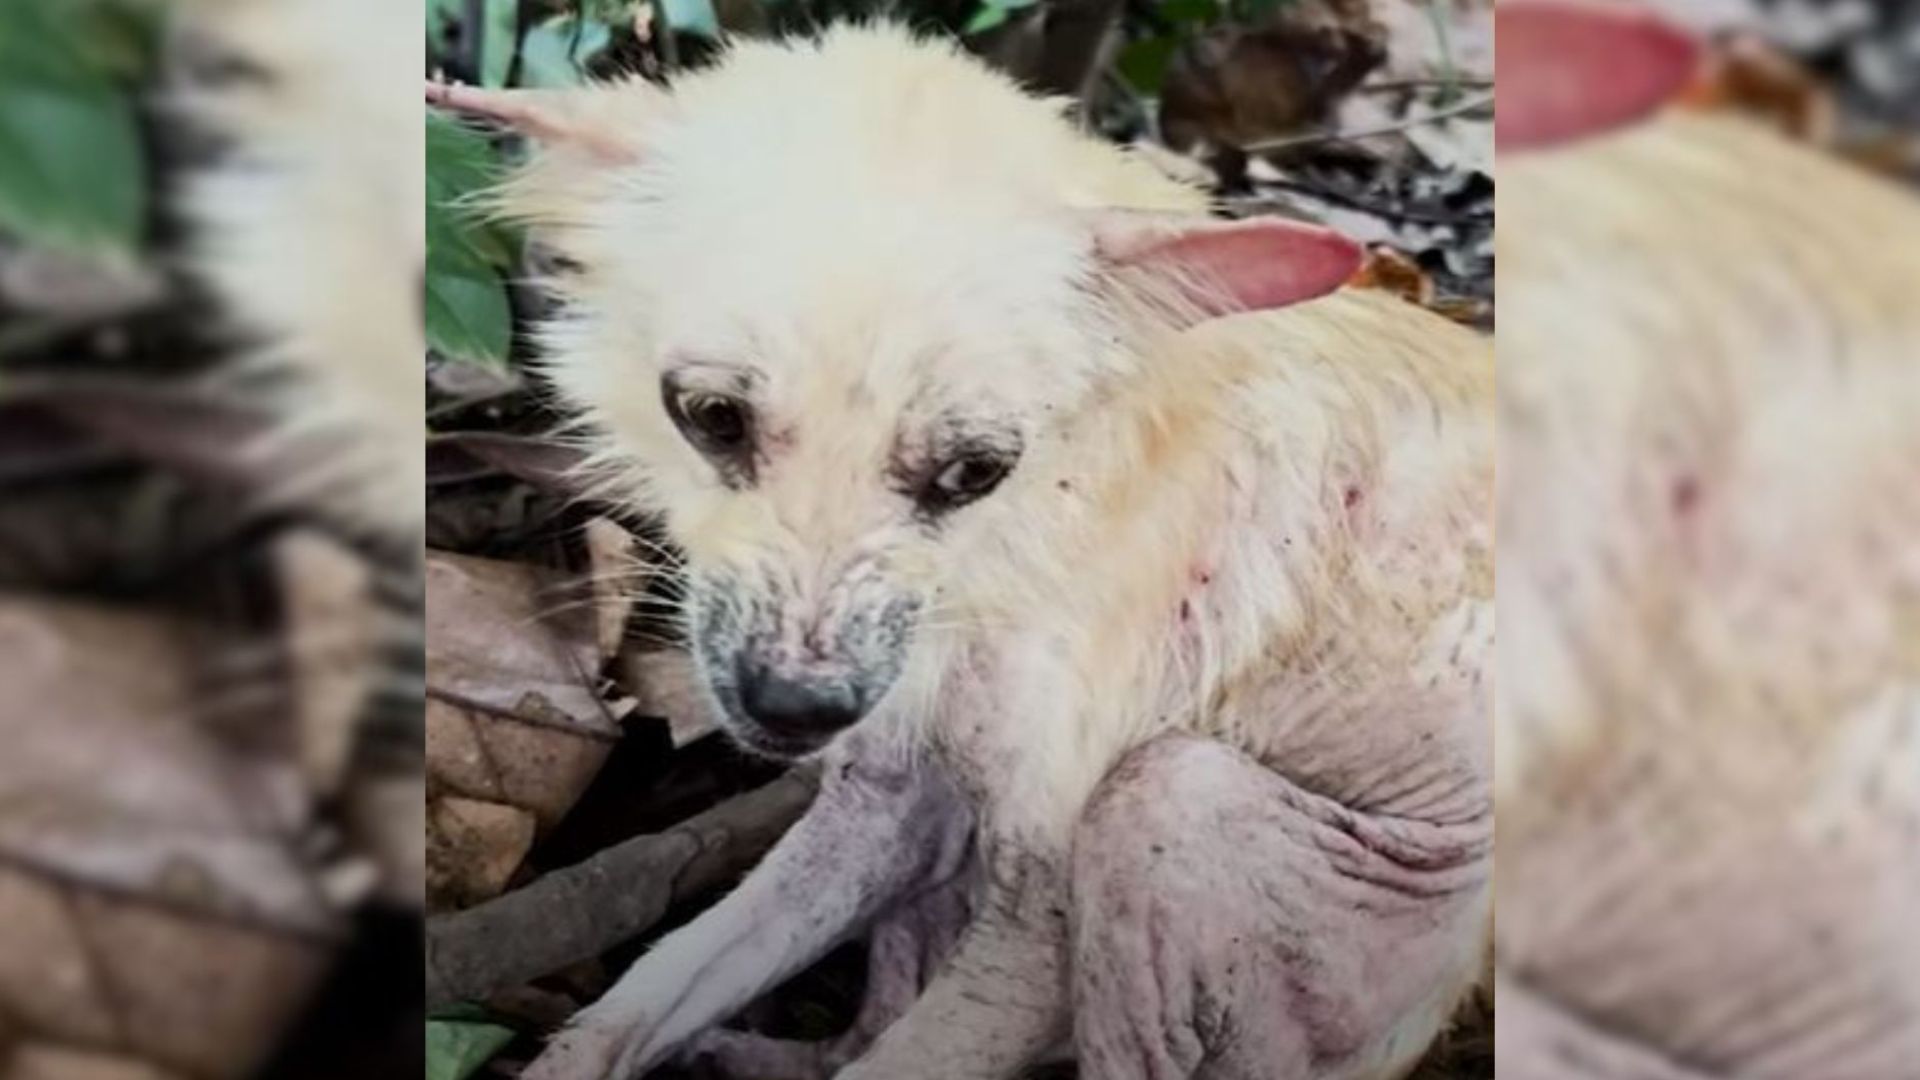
[1348,245,1435,306]
[343,772,427,910]
[1679,32,1837,144]
[426,797,538,911]
[620,649,724,746]
[424,545,643,909]
[0,598,332,930]
[425,551,618,726]
[0,865,330,1080]
[274,530,379,797]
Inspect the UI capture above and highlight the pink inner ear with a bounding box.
[1497,0,1702,151]
[425,80,646,164]
[1099,216,1363,320]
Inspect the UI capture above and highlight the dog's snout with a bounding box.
[738,664,864,741]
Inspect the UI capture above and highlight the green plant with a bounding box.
[425,111,520,368]
[1112,0,1296,96]
[962,0,1038,36]
[426,1007,518,1080]
[0,0,160,254]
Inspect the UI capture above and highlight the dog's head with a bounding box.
[444,27,1356,757]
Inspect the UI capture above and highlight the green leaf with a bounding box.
[0,4,97,89]
[425,1018,516,1080]
[426,0,465,58]
[426,0,466,30]
[427,112,502,201]
[1237,0,1295,18]
[963,0,1037,35]
[963,5,1010,33]
[659,0,723,40]
[477,0,521,88]
[69,1,164,80]
[584,0,642,21]
[425,254,513,369]
[0,0,154,253]
[426,112,520,269]
[1117,35,1180,95]
[426,111,517,367]
[0,77,144,253]
[519,16,614,88]
[1156,0,1217,26]
[0,0,161,84]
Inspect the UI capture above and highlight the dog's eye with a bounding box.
[687,395,748,445]
[924,452,1012,510]
[670,390,752,454]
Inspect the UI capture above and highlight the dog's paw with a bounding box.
[521,1024,628,1080]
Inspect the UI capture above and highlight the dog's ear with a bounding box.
[1497,0,1701,152]
[424,79,665,162]
[1089,212,1362,326]
[426,79,671,245]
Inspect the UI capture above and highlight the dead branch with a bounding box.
[424,767,820,1009]
[1240,91,1494,154]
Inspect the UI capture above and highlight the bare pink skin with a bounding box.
[527,712,1487,1080]
[1072,735,1489,1080]
[667,734,1490,1080]
[678,876,974,1078]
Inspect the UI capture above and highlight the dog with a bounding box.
[435,23,1493,1079]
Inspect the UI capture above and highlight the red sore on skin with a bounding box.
[1496,0,1702,151]
[1672,474,1701,516]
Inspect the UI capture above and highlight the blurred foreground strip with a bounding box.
[1498,2,1920,1077]
[0,0,420,1076]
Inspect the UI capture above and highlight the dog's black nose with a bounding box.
[737,667,863,741]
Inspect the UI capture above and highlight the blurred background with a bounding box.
[1496,1,1919,1077]
[0,1,422,1079]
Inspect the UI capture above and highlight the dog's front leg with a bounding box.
[833,844,1073,1080]
[523,730,973,1080]
[680,870,974,1079]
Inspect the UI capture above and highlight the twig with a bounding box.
[424,767,820,1009]
[1426,0,1460,105]
[1237,177,1488,228]
[1359,78,1492,93]
[1238,92,1493,154]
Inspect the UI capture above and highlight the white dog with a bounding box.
[436,23,1492,1080]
